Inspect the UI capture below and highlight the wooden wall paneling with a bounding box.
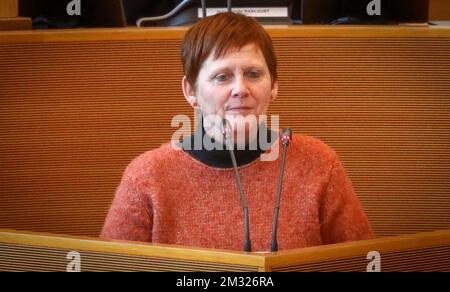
[0,27,449,239]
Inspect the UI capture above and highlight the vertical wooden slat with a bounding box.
[0,0,18,18]
[429,0,450,21]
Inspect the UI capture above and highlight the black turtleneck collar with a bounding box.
[179,121,277,169]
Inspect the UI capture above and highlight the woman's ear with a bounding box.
[182,76,198,108]
[271,80,279,102]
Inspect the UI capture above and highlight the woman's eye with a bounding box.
[215,74,229,82]
[246,71,261,79]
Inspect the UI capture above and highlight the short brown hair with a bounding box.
[181,12,277,88]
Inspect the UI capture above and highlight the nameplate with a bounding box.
[198,7,288,18]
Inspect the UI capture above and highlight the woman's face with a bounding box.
[183,43,278,143]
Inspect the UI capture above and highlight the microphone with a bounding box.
[200,1,231,19]
[222,119,251,252]
[201,0,206,18]
[271,128,292,252]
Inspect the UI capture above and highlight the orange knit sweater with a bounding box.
[101,135,373,251]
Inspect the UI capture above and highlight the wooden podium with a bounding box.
[1,229,449,272]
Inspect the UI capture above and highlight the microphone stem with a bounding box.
[271,143,288,252]
[201,0,206,18]
[229,147,251,252]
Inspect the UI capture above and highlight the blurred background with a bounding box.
[16,0,444,29]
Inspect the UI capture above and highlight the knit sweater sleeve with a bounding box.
[100,166,153,242]
[320,155,374,244]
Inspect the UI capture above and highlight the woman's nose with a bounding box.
[231,75,249,98]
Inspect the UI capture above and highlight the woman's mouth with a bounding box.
[227,106,253,114]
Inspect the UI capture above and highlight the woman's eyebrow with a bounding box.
[209,65,230,73]
[206,65,233,78]
[242,65,265,71]
[210,63,265,73]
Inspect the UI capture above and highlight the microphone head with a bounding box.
[281,128,292,146]
[221,118,232,139]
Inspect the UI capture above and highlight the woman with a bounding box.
[101,12,373,251]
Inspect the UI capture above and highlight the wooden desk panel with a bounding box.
[0,229,263,271]
[267,229,450,271]
[2,25,450,43]
[1,229,449,271]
